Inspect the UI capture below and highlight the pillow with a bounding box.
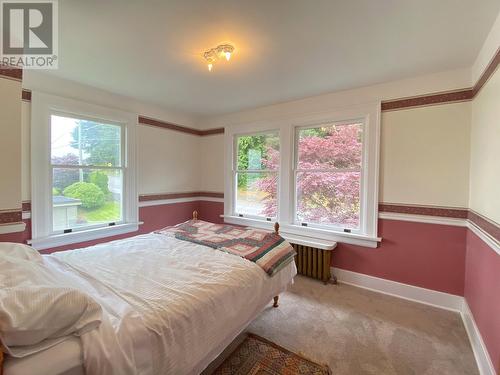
[0,286,101,357]
[0,255,102,357]
[0,242,42,262]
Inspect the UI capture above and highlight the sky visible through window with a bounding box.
[51,115,79,159]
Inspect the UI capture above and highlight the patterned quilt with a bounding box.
[155,220,296,276]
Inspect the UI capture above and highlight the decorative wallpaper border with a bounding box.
[382,47,500,111]
[139,191,224,201]
[198,127,225,136]
[472,47,500,97]
[378,203,469,219]
[381,89,473,111]
[138,116,203,136]
[138,116,224,136]
[0,67,22,81]
[0,209,22,224]
[468,210,500,243]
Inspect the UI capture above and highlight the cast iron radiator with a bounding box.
[292,243,332,283]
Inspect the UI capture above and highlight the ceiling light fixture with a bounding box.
[203,44,234,71]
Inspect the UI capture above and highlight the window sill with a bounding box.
[28,222,143,251]
[222,215,380,248]
[280,233,337,250]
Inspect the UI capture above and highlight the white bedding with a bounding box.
[5,233,296,375]
[4,337,84,375]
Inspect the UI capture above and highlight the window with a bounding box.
[234,132,279,219]
[30,92,138,250]
[51,114,124,232]
[224,103,380,248]
[295,121,363,231]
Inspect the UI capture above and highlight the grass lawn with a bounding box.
[80,201,121,222]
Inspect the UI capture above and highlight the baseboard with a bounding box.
[331,267,496,375]
[331,267,463,312]
[461,300,496,375]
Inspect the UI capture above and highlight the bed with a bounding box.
[1,213,297,375]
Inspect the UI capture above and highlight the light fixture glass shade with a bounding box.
[204,44,234,71]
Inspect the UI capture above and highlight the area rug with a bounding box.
[213,333,331,375]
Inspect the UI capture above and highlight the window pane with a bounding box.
[236,172,277,217]
[236,133,279,171]
[296,171,360,229]
[52,168,122,231]
[297,123,362,169]
[51,115,122,167]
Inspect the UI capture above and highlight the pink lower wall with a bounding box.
[335,219,467,295]
[139,201,200,233]
[464,231,500,373]
[198,200,225,224]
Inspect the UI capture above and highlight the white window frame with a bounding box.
[232,130,280,221]
[29,91,139,250]
[293,119,366,235]
[225,122,282,222]
[224,102,381,248]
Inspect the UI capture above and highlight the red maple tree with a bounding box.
[257,124,362,228]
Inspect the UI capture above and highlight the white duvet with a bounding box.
[49,233,296,375]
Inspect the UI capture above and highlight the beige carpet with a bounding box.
[237,276,478,375]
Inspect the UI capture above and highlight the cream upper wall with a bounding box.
[199,134,224,193]
[0,78,22,210]
[200,102,472,207]
[137,125,201,195]
[469,68,500,223]
[380,103,470,207]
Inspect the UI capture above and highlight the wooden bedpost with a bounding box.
[193,210,198,220]
[273,295,279,308]
[274,222,279,234]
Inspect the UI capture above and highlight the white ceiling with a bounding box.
[48,0,500,116]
